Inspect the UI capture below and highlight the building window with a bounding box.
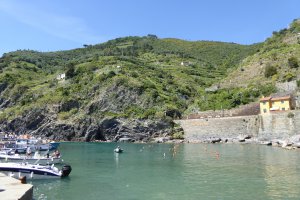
[263,102,266,105]
[263,109,267,113]
[282,107,285,111]
[281,100,284,104]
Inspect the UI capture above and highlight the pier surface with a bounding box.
[0,173,33,200]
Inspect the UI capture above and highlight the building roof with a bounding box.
[260,95,291,102]
[271,95,291,101]
[260,97,272,102]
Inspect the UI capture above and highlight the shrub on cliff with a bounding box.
[264,64,277,78]
[287,112,295,118]
[288,57,299,69]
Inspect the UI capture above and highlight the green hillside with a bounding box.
[4,18,300,141]
[221,19,300,89]
[0,35,261,126]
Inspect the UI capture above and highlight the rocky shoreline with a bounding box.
[1,107,300,151]
[180,134,300,150]
[92,133,300,152]
[0,108,180,143]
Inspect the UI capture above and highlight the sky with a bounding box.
[0,0,299,56]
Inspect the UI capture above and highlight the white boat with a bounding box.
[0,142,27,154]
[0,152,62,165]
[0,162,72,179]
[15,139,60,152]
[1,139,60,154]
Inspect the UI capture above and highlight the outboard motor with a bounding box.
[61,165,72,177]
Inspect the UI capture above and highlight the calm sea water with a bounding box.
[30,142,300,200]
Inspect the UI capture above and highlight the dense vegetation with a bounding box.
[2,20,299,124]
[221,19,300,89]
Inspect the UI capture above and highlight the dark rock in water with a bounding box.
[261,141,272,146]
[237,134,251,142]
[211,138,221,143]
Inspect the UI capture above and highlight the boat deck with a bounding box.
[0,172,33,200]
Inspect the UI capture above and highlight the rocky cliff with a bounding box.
[0,106,176,142]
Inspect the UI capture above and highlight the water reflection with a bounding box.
[182,144,300,200]
[263,148,300,199]
[114,152,119,167]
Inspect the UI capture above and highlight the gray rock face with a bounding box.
[87,85,146,114]
[0,108,174,142]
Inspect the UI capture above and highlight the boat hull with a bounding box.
[0,155,61,165]
[0,163,62,179]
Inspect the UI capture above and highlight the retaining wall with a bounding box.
[176,110,300,142]
[175,115,260,142]
[258,111,300,140]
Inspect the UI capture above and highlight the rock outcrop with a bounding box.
[0,107,175,142]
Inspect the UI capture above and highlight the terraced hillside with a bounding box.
[0,28,293,141]
[221,19,300,89]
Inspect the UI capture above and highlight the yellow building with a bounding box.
[260,95,292,114]
[260,96,272,114]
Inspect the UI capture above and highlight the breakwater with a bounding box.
[175,110,300,142]
[0,173,33,200]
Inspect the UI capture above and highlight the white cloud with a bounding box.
[0,0,102,44]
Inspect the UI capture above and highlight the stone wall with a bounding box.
[175,115,260,142]
[175,110,300,142]
[258,111,300,140]
[183,103,260,119]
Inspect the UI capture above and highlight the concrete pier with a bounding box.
[0,173,33,200]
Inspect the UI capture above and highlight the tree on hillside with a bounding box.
[288,57,299,68]
[65,63,76,79]
[264,64,277,78]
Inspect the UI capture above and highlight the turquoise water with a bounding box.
[31,142,300,200]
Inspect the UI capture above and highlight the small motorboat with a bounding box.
[114,147,123,153]
[0,162,72,179]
